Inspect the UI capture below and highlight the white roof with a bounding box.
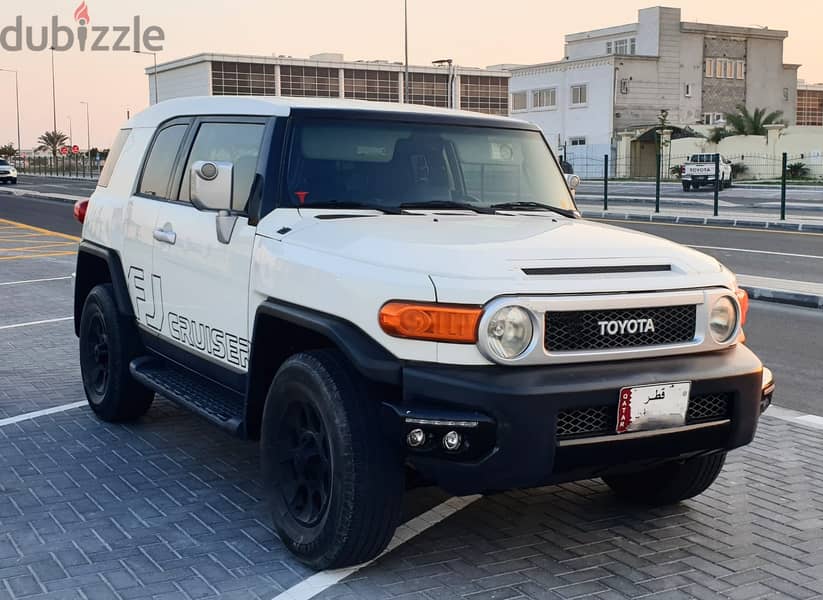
[126,96,519,129]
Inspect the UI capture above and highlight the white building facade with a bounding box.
[146,53,510,116]
[507,6,799,178]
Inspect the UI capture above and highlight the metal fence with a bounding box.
[8,155,102,180]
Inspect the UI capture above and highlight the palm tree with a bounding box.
[35,130,69,158]
[724,105,784,136]
[0,143,15,158]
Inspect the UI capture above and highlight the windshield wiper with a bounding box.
[301,202,400,214]
[399,200,487,213]
[490,201,577,218]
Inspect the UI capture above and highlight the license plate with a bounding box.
[616,382,691,434]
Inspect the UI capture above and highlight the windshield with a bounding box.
[0,159,9,166]
[285,118,575,213]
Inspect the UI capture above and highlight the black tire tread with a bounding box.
[603,452,726,506]
[79,283,153,422]
[265,349,403,569]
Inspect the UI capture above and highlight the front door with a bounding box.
[149,119,267,377]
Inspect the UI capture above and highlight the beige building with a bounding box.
[508,6,799,177]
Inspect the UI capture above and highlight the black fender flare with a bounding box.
[244,299,401,438]
[74,241,133,335]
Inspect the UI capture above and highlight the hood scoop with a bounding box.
[522,264,672,276]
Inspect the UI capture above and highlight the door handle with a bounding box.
[153,227,177,245]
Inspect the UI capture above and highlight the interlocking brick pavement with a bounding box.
[316,417,823,600]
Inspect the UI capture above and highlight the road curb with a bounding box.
[583,210,823,233]
[0,189,80,205]
[741,285,823,311]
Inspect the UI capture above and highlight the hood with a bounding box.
[280,212,733,302]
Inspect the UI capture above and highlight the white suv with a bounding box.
[74,97,774,570]
[0,158,17,184]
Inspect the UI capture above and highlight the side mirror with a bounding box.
[565,173,581,190]
[191,160,233,211]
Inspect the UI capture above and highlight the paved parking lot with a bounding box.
[2,217,823,600]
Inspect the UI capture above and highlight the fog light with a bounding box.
[442,430,462,451]
[407,428,426,448]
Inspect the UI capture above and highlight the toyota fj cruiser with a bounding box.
[74,97,774,570]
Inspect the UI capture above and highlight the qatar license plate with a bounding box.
[616,382,691,434]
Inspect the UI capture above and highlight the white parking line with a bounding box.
[0,401,87,428]
[271,494,482,600]
[689,245,823,260]
[0,316,73,331]
[0,276,73,287]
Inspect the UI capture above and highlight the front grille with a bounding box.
[544,305,696,352]
[686,392,732,423]
[556,392,733,440]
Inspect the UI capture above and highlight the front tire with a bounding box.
[261,350,404,570]
[602,452,726,506]
[682,182,690,192]
[79,284,154,421]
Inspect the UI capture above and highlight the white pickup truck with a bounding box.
[681,153,732,192]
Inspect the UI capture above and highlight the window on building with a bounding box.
[630,38,636,55]
[407,72,450,108]
[212,61,277,96]
[570,84,587,105]
[606,41,612,55]
[138,124,188,199]
[569,137,586,146]
[532,88,557,108]
[280,65,340,97]
[735,61,746,80]
[705,58,714,78]
[178,122,266,210]
[684,83,693,98]
[620,79,629,94]
[344,70,399,103]
[511,91,528,111]
[460,75,509,115]
[607,37,637,56]
[614,39,628,55]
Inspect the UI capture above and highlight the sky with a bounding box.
[0,0,820,151]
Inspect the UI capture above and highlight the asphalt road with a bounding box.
[0,191,820,416]
[3,174,98,197]
[2,186,820,284]
[578,180,823,208]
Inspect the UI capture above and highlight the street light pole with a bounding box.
[67,116,73,146]
[404,0,409,103]
[81,101,91,159]
[0,69,21,155]
[50,48,57,134]
[432,59,453,108]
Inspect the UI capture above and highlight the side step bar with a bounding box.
[130,356,245,435]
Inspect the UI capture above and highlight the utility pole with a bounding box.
[67,116,73,146]
[403,0,410,103]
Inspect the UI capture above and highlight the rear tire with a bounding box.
[10,178,16,185]
[602,452,726,506]
[79,284,154,421]
[261,349,404,570]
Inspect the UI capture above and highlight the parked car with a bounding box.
[681,153,733,191]
[73,97,774,570]
[0,158,17,184]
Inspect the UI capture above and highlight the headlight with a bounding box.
[709,296,738,343]
[487,306,533,359]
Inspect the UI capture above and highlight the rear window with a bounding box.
[98,129,131,188]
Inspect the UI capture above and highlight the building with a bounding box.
[507,6,799,177]
[797,82,823,126]
[145,52,510,116]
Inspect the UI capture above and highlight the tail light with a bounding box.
[74,198,89,224]
[680,165,686,175]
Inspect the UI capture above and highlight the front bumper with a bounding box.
[384,344,768,495]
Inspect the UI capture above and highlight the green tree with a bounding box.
[707,127,731,144]
[0,142,15,158]
[724,105,784,136]
[35,130,69,158]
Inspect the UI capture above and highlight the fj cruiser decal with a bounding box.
[127,266,249,369]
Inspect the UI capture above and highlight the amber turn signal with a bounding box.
[735,288,749,326]
[379,302,482,343]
